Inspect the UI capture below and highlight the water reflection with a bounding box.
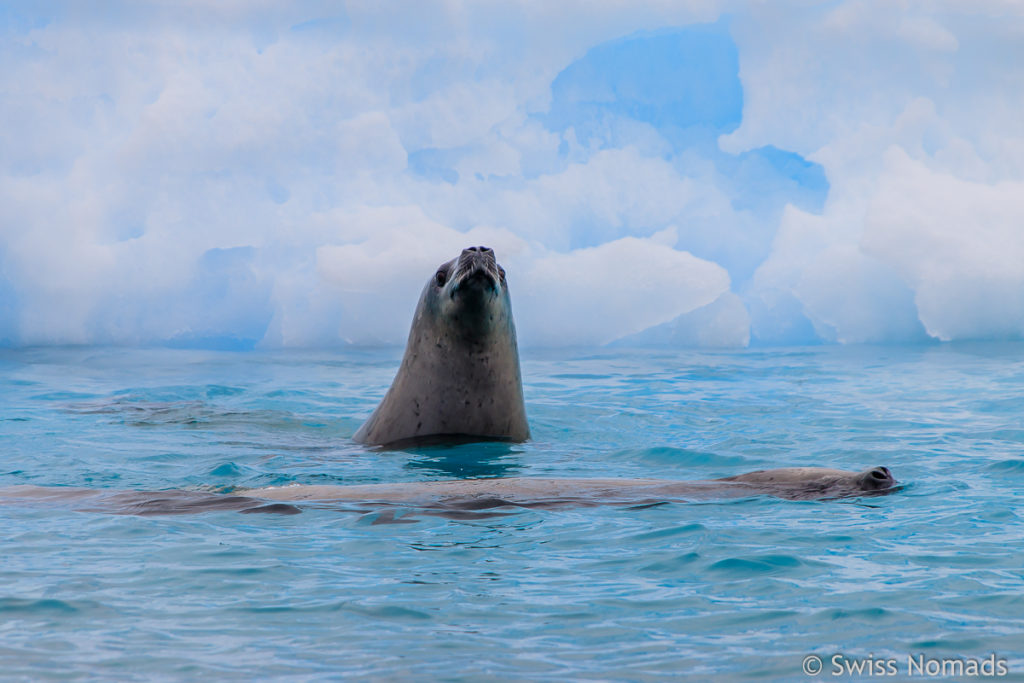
[400,440,524,479]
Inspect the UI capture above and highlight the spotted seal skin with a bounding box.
[353,246,529,446]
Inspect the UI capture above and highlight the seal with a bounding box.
[0,467,898,516]
[245,465,898,506]
[716,466,897,499]
[353,246,529,446]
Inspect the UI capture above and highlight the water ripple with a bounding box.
[1,346,1023,679]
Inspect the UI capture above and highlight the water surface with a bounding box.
[2,345,1023,680]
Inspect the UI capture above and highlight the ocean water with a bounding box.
[1,345,1023,681]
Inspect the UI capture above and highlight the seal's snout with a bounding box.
[860,466,896,491]
[459,246,497,274]
[452,245,503,296]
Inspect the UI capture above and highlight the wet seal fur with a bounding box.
[353,246,529,446]
[247,466,899,506]
[0,467,898,517]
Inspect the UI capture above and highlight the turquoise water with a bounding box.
[2,345,1023,681]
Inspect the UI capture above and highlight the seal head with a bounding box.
[353,247,529,446]
[433,246,508,339]
[720,466,898,500]
[854,466,897,493]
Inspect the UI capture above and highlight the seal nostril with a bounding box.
[868,467,895,488]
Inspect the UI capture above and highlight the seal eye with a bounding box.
[435,269,448,287]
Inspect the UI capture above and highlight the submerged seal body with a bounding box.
[0,467,899,516]
[247,466,898,506]
[353,247,529,446]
